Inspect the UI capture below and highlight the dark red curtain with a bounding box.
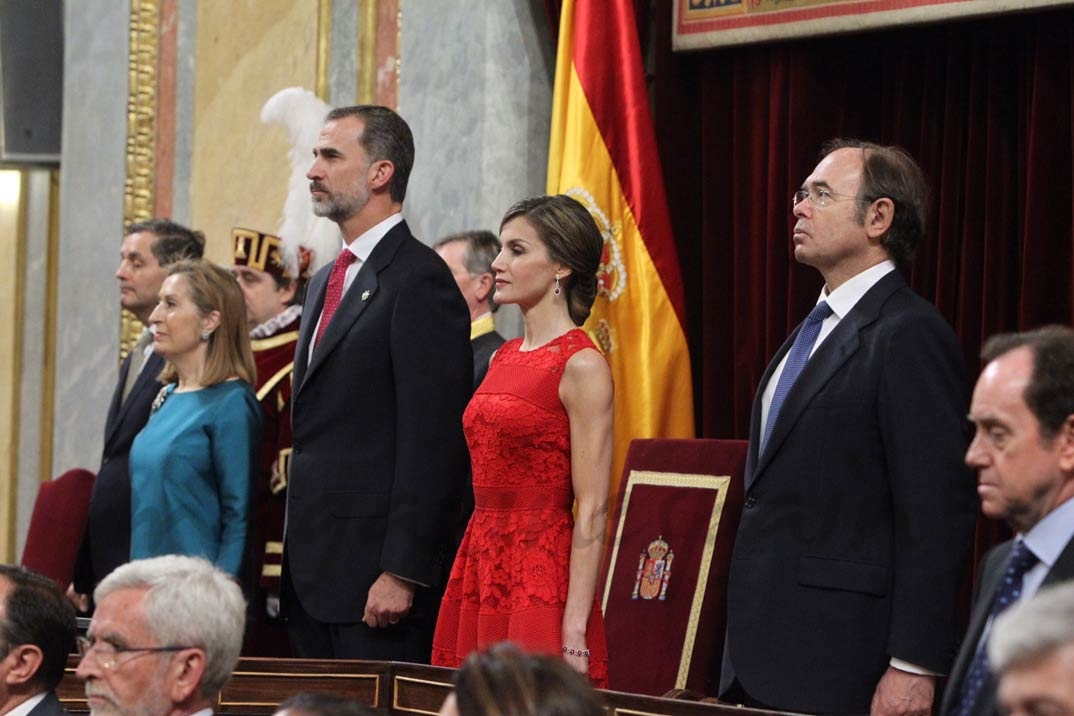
[649,3,1074,576]
[650,3,1074,442]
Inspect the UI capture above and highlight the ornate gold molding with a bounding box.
[0,170,29,560]
[38,170,60,486]
[122,0,160,357]
[316,0,332,101]
[358,0,377,103]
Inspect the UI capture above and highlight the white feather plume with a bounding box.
[260,86,342,274]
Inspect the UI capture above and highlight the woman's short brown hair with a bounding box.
[158,260,256,387]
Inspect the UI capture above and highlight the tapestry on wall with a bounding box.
[673,0,1073,49]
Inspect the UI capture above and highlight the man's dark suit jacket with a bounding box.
[73,349,163,594]
[471,329,505,389]
[939,530,1074,716]
[25,690,66,716]
[284,220,472,660]
[720,270,978,714]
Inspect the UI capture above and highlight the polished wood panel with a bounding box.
[58,657,786,716]
[389,663,454,716]
[222,659,388,711]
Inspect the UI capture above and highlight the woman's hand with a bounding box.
[562,643,591,675]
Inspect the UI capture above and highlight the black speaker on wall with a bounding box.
[0,0,63,164]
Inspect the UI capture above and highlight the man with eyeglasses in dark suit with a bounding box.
[719,139,977,716]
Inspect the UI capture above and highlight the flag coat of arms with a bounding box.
[548,0,695,495]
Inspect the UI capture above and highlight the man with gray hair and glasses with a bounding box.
[75,556,245,716]
[988,581,1074,716]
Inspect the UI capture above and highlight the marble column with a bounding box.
[53,0,130,475]
[399,0,554,338]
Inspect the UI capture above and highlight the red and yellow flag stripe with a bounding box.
[548,0,695,498]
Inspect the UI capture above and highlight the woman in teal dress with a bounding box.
[129,259,261,577]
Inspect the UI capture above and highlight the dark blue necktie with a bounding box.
[761,301,833,452]
[950,540,1038,716]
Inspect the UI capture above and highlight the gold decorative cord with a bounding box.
[122,0,160,357]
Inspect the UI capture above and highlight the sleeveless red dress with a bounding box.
[431,329,608,686]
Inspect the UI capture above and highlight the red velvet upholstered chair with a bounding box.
[598,439,747,697]
[21,468,95,586]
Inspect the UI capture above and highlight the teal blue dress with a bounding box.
[129,379,262,576]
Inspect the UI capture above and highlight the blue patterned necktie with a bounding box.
[950,540,1039,716]
[761,301,833,452]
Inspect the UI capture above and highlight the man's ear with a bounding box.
[865,198,895,240]
[167,648,207,705]
[3,645,43,687]
[473,273,494,304]
[277,280,298,307]
[368,160,396,194]
[1056,415,1074,473]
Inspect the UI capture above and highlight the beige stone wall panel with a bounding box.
[190,1,319,264]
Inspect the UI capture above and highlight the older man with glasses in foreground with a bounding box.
[988,581,1074,716]
[75,556,244,716]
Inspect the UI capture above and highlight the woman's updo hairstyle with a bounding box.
[500,195,603,326]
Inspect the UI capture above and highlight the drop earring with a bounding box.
[200,330,211,342]
[554,274,561,296]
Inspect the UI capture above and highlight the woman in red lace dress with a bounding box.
[432,195,613,685]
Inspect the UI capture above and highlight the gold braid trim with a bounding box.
[250,330,300,352]
[256,363,294,403]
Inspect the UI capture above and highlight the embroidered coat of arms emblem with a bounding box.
[632,535,674,601]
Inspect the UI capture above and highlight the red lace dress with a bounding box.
[432,329,608,686]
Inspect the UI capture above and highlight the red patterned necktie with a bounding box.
[315,248,357,348]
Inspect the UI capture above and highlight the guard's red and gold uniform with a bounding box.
[232,226,311,656]
[245,312,300,656]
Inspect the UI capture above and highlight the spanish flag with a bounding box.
[548,0,695,497]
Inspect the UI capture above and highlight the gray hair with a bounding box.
[989,581,1074,674]
[94,556,245,698]
[433,230,502,312]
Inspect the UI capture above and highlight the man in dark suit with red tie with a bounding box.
[940,326,1074,716]
[719,140,977,715]
[283,105,472,660]
[71,220,204,607]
